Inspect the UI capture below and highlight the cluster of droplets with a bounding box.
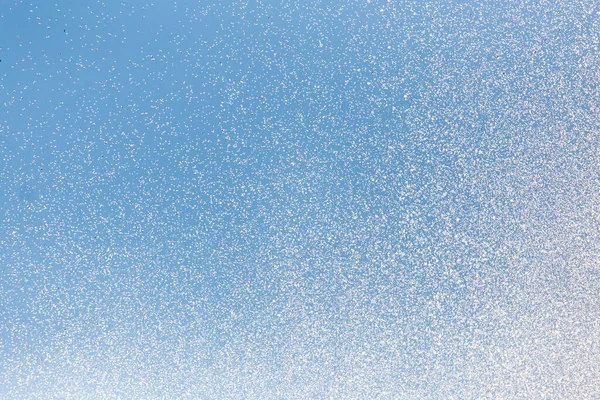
[1,0,600,398]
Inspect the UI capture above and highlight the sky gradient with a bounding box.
[1,0,600,398]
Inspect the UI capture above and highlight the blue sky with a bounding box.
[1,0,600,398]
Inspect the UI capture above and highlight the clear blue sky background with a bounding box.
[1,0,600,398]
